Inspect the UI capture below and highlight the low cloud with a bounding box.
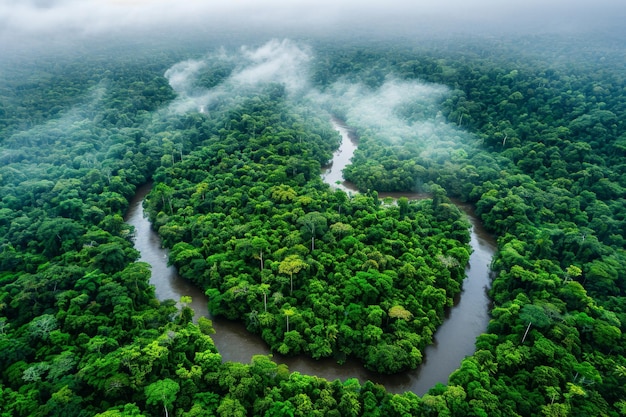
[311,77,469,158]
[164,38,469,162]
[165,59,208,94]
[164,39,312,114]
[232,40,311,94]
[320,80,449,134]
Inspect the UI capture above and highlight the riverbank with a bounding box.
[124,118,495,395]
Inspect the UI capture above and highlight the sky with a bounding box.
[1,0,624,48]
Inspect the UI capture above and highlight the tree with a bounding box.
[235,236,270,271]
[94,403,146,416]
[271,184,298,203]
[44,385,83,417]
[278,255,308,295]
[397,196,409,217]
[117,261,154,304]
[197,317,216,335]
[592,321,622,353]
[36,217,85,256]
[93,242,139,274]
[429,183,448,210]
[178,296,194,324]
[251,237,270,271]
[298,212,327,251]
[388,305,412,321]
[145,378,180,417]
[330,222,353,238]
[29,314,58,341]
[259,283,270,312]
[564,264,582,284]
[216,396,246,417]
[283,307,296,333]
[263,400,296,417]
[280,330,306,355]
[152,183,174,215]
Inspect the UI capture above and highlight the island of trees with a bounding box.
[1,33,625,416]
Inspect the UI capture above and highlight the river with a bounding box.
[125,118,496,396]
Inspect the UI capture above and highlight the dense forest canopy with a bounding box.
[1,17,626,417]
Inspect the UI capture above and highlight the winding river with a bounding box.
[125,119,496,396]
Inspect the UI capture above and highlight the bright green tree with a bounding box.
[145,378,180,417]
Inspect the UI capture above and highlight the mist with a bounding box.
[162,38,472,167]
[313,79,453,143]
[309,74,474,163]
[1,0,624,56]
[163,39,312,114]
[2,83,106,156]
[2,0,623,182]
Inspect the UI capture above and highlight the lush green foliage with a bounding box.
[143,91,470,374]
[1,33,625,416]
[316,37,626,415]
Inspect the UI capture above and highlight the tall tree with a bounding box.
[145,378,180,417]
[278,255,308,295]
[298,212,327,251]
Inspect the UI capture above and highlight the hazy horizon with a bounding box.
[1,0,624,56]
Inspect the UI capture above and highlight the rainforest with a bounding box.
[1,4,626,416]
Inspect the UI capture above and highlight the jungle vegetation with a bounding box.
[1,33,625,416]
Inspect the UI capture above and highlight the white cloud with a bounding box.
[165,58,208,94]
[163,39,313,115]
[232,39,311,94]
[311,77,458,148]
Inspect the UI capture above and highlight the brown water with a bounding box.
[124,120,496,396]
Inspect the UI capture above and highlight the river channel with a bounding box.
[125,119,496,396]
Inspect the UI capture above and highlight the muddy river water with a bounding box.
[125,119,496,395]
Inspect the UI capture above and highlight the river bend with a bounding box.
[125,119,496,395]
